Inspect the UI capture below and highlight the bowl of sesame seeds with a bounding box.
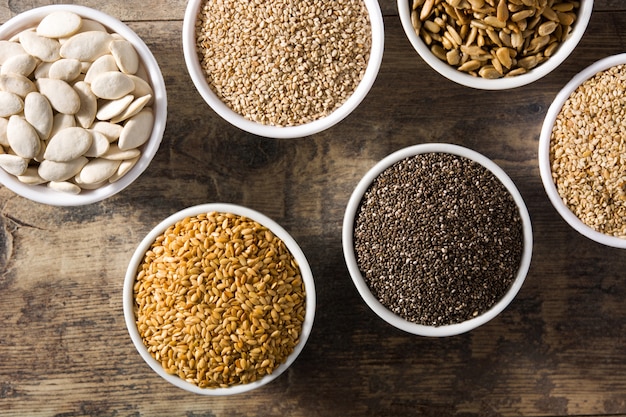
[182,0,384,138]
[342,143,533,337]
[398,0,593,90]
[539,54,626,248]
[123,203,316,395]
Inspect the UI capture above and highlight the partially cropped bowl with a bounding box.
[123,203,316,395]
[0,5,167,206]
[182,0,384,138]
[398,0,593,90]
[342,143,533,337]
[539,54,626,248]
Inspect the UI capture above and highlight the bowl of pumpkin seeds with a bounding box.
[398,0,593,90]
[0,5,167,205]
[123,203,316,395]
[182,0,384,138]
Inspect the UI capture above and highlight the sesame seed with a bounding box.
[195,0,372,126]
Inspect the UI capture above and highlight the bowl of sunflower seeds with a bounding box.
[398,0,593,90]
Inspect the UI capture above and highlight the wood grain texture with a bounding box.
[0,1,626,416]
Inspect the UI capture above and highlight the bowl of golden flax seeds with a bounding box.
[123,203,316,395]
[398,0,593,90]
[182,0,384,138]
[539,54,626,248]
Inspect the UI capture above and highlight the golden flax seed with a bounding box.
[133,212,307,388]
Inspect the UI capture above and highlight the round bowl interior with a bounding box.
[397,0,593,90]
[342,143,533,337]
[123,203,316,395]
[538,53,626,249]
[182,0,384,139]
[0,5,167,206]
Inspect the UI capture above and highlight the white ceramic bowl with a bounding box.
[538,54,626,249]
[398,0,593,90]
[182,0,384,139]
[123,203,316,395]
[0,5,167,206]
[342,143,533,337]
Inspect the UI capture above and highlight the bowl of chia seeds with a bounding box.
[342,143,533,337]
[539,54,626,248]
[182,0,384,139]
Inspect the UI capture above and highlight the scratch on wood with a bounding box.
[0,215,13,271]
[3,213,45,230]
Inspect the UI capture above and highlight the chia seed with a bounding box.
[353,152,524,327]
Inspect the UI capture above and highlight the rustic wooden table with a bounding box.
[1,0,625,416]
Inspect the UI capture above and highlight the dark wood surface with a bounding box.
[1,1,626,416]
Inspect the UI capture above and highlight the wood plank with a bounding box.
[0,4,625,417]
[0,1,187,22]
[1,0,623,23]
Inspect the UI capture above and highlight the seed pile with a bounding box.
[550,64,626,238]
[195,0,372,126]
[133,212,306,389]
[353,153,524,326]
[410,0,580,79]
[0,11,156,194]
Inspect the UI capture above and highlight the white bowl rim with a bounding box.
[397,0,594,90]
[538,53,626,249]
[0,4,167,206]
[182,0,384,139]
[123,203,316,395]
[342,143,533,337]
